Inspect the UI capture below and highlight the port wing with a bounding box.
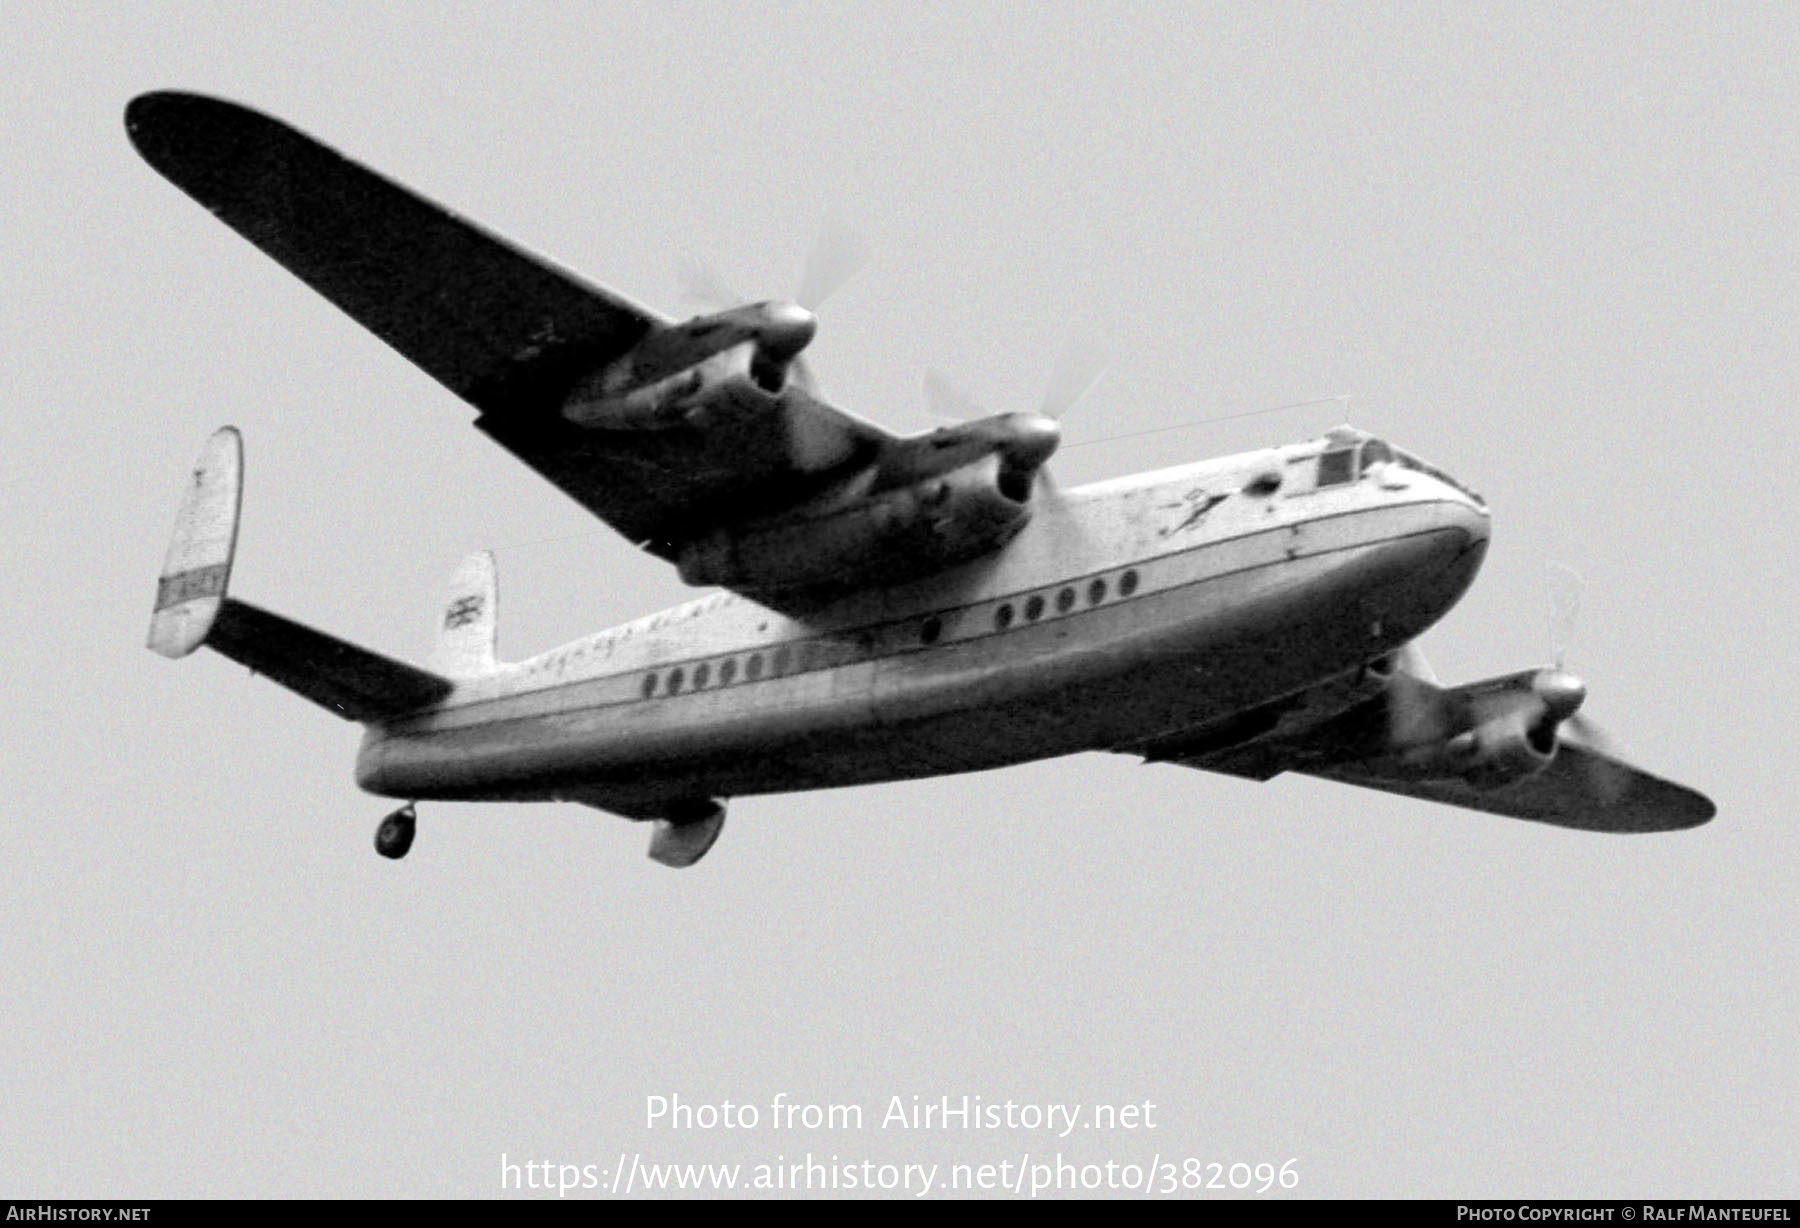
[126,92,898,567]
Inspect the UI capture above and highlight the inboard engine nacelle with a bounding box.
[676,452,1032,596]
[1387,668,1588,790]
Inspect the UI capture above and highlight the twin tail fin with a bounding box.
[149,427,457,722]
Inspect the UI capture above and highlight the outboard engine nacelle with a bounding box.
[562,302,817,429]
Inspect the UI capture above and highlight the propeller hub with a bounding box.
[755,301,818,361]
[996,412,1061,473]
[1532,669,1587,723]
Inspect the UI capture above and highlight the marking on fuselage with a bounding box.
[1162,489,1230,536]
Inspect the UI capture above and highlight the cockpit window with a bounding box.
[1393,448,1486,506]
[1305,432,1484,506]
[1317,448,1356,487]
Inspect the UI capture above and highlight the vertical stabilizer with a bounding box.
[430,551,499,676]
[148,426,453,720]
[149,426,242,658]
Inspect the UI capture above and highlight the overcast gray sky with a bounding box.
[4,1,1797,1199]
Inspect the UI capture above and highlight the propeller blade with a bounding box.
[1562,711,1634,805]
[676,249,740,313]
[922,368,987,423]
[1546,563,1584,670]
[1384,660,1450,751]
[796,211,871,312]
[1394,640,1439,686]
[1536,565,1627,800]
[1041,330,1108,420]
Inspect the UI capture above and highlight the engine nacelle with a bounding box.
[1385,668,1585,791]
[676,452,1031,596]
[1438,703,1557,790]
[562,302,816,430]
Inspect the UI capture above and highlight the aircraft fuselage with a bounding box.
[355,428,1490,819]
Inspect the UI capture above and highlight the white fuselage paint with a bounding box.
[355,435,1490,819]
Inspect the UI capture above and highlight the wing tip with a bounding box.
[1668,785,1717,830]
[1591,779,1716,833]
[126,89,207,141]
[125,90,274,175]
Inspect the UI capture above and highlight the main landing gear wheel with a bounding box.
[375,803,417,860]
[646,799,726,868]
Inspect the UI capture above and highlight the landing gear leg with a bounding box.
[375,803,417,860]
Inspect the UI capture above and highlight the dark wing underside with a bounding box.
[125,91,661,413]
[1301,738,1716,833]
[1149,673,1714,834]
[125,91,892,552]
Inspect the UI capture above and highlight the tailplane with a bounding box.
[149,427,453,722]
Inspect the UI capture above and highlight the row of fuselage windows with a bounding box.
[639,567,1143,700]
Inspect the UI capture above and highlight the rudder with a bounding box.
[149,426,242,658]
[430,551,500,677]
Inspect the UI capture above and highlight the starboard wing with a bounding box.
[1147,665,1714,833]
[1302,737,1716,833]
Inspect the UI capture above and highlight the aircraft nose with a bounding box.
[1444,496,1491,596]
[1453,491,1491,548]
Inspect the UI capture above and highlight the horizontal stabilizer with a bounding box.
[208,599,452,721]
[150,426,452,722]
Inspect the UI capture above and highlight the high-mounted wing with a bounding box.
[124,92,898,565]
[1143,661,1714,833]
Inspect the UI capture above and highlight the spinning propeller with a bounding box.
[1542,564,1634,803]
[679,211,871,394]
[921,331,1109,501]
[1385,565,1631,801]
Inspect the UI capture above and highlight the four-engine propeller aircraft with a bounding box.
[131,91,1714,868]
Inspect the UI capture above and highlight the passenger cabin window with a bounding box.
[1317,448,1356,487]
